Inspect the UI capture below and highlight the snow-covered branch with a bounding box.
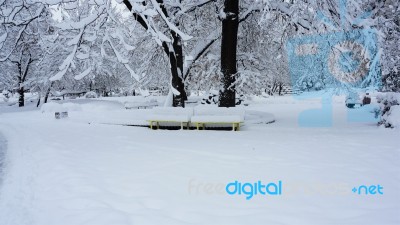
[150,0,192,41]
[55,6,106,30]
[184,30,220,79]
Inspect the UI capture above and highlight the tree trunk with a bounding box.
[13,54,33,107]
[171,65,187,107]
[122,0,187,107]
[44,82,53,103]
[18,83,24,107]
[219,0,239,107]
[36,93,41,107]
[163,32,187,107]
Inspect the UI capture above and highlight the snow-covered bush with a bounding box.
[200,91,247,106]
[1,90,10,102]
[84,91,98,99]
[382,106,400,128]
[201,91,219,105]
[376,92,400,128]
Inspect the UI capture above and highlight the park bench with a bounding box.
[125,100,158,109]
[191,106,245,131]
[147,107,193,130]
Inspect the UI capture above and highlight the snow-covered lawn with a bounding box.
[0,96,399,225]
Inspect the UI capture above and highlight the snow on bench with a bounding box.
[191,115,242,123]
[147,107,193,129]
[125,100,158,109]
[192,106,245,131]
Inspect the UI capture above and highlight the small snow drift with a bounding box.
[41,100,125,114]
[41,102,82,113]
[245,111,276,125]
[78,100,125,112]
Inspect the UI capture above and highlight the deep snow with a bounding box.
[0,95,399,225]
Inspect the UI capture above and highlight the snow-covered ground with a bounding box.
[0,133,5,186]
[0,95,399,225]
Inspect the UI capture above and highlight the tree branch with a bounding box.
[122,0,149,30]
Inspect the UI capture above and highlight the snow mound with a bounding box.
[41,100,124,113]
[84,91,98,98]
[383,105,400,128]
[41,102,67,113]
[245,110,275,125]
[62,102,83,112]
[41,102,82,113]
[79,100,125,111]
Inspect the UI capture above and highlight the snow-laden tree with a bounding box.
[369,0,400,92]
[36,1,317,108]
[50,2,138,97]
[179,0,316,106]
[0,0,49,106]
[217,0,320,106]
[43,0,211,107]
[45,0,139,83]
[287,0,396,93]
[1,0,397,109]
[120,0,219,107]
[236,8,294,95]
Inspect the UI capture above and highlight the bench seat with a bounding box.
[191,115,242,123]
[191,115,243,131]
[147,107,193,129]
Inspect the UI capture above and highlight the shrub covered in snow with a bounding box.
[376,92,400,128]
[201,91,219,105]
[201,91,247,105]
[84,91,98,98]
[1,90,10,102]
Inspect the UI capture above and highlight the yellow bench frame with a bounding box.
[148,121,241,131]
[193,122,241,131]
[148,120,190,130]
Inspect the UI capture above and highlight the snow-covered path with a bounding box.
[0,100,399,225]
